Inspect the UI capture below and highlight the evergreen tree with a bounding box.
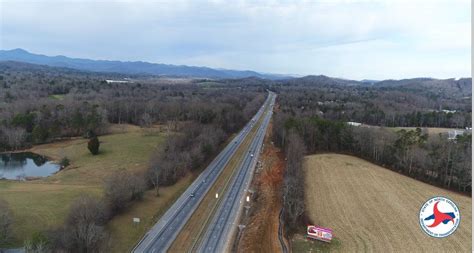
[87,136,100,155]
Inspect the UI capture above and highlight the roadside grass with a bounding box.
[106,173,195,252]
[291,234,341,253]
[0,125,166,247]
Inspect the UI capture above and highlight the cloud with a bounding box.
[0,0,470,79]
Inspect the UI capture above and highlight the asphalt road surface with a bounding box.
[133,92,275,253]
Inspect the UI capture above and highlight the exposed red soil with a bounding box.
[236,121,287,253]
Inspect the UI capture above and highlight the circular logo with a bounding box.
[419,196,460,238]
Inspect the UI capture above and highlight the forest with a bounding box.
[212,75,471,128]
[0,62,264,151]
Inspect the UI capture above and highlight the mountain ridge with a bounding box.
[0,48,289,80]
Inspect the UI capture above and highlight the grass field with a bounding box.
[0,181,101,246]
[31,127,165,185]
[361,125,465,135]
[388,127,465,135]
[0,125,175,248]
[297,154,471,252]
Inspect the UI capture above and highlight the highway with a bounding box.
[197,93,275,253]
[133,92,275,253]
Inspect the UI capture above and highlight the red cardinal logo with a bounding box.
[420,197,460,238]
[427,202,455,228]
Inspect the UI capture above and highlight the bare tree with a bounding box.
[61,195,107,253]
[1,127,26,150]
[147,165,161,197]
[140,112,153,128]
[104,171,146,215]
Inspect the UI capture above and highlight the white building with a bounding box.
[448,130,465,140]
[105,79,131,84]
[347,122,362,127]
[442,109,457,114]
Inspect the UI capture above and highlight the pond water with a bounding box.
[0,152,60,180]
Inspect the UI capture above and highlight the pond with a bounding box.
[0,152,60,180]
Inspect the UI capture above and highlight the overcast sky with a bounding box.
[0,0,471,80]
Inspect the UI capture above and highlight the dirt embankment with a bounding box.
[236,121,287,253]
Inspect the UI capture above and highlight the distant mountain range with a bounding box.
[0,48,288,79]
[0,49,470,95]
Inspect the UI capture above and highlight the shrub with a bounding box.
[87,136,100,155]
[60,157,70,168]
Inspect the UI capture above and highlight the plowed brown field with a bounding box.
[301,154,471,252]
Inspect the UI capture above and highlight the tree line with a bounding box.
[281,132,306,234]
[275,87,470,129]
[273,103,471,193]
[147,93,264,193]
[196,75,471,128]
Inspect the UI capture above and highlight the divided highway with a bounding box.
[133,92,275,253]
[198,93,275,252]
